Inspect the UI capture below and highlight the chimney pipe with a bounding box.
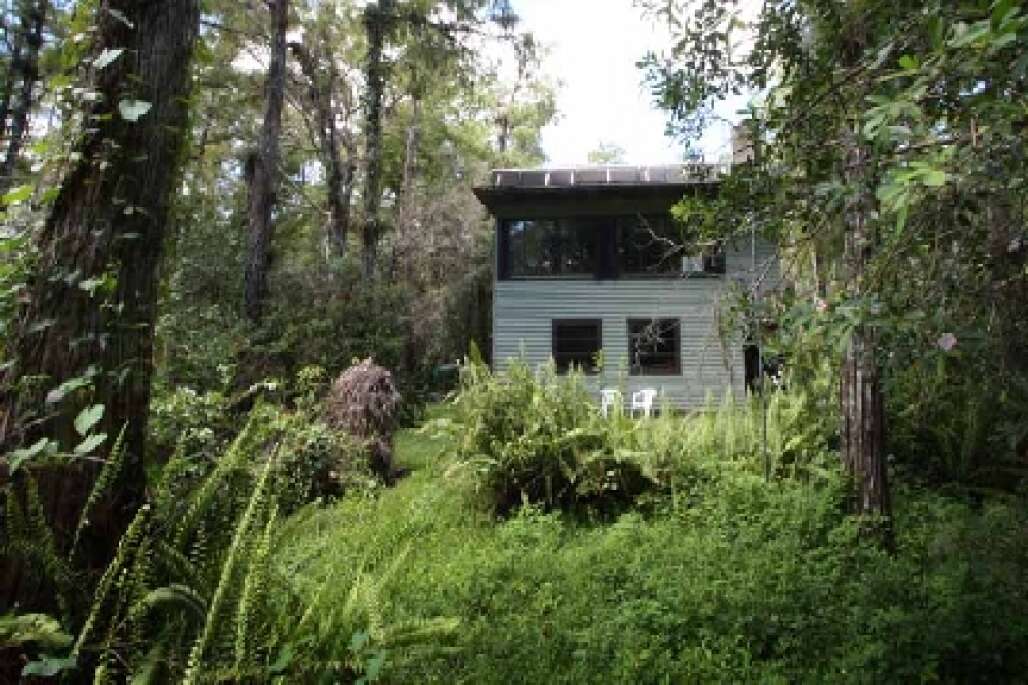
[731,120,755,165]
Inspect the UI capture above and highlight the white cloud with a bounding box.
[513,0,756,166]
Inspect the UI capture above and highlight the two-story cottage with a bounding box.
[472,162,775,410]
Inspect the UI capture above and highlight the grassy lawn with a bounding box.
[270,403,1028,684]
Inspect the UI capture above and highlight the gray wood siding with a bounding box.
[492,237,777,410]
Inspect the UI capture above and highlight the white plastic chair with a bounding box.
[630,388,658,418]
[600,388,622,418]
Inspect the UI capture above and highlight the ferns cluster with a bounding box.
[431,357,839,517]
[68,401,386,682]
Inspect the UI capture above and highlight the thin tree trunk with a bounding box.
[840,126,891,525]
[0,5,25,143]
[290,37,354,260]
[0,0,199,611]
[361,0,393,279]
[0,0,45,193]
[399,93,420,375]
[243,0,288,323]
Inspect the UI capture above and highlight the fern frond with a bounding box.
[154,540,202,588]
[182,444,279,685]
[70,422,129,561]
[23,475,72,617]
[234,501,278,673]
[174,415,258,549]
[126,583,208,624]
[74,503,151,658]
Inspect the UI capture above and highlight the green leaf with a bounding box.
[992,0,1019,27]
[365,650,387,680]
[118,99,152,122]
[94,48,124,70]
[897,54,918,70]
[74,404,105,436]
[350,630,370,653]
[269,645,293,674]
[9,437,51,473]
[74,433,108,455]
[106,7,135,28]
[948,21,991,48]
[45,376,91,405]
[1,184,34,206]
[0,613,73,651]
[894,204,909,235]
[922,169,947,187]
[22,655,76,678]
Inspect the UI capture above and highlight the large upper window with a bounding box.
[552,319,602,373]
[498,215,725,279]
[503,218,598,278]
[628,318,681,376]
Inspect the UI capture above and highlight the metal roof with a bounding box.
[481,163,728,191]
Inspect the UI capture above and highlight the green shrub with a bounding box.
[434,358,661,515]
[66,396,386,682]
[279,414,1028,683]
[148,382,236,464]
[433,357,838,517]
[887,351,1028,486]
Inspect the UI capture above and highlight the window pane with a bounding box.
[553,319,602,373]
[703,243,726,274]
[504,218,598,277]
[628,318,681,376]
[617,215,681,275]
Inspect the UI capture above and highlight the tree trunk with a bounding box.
[361,0,393,279]
[290,37,355,260]
[840,127,891,524]
[243,0,288,323]
[0,0,199,611]
[0,0,46,193]
[398,93,421,375]
[0,6,26,146]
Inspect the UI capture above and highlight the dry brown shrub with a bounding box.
[325,358,401,480]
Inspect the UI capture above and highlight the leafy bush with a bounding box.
[62,398,383,682]
[283,408,1028,684]
[887,350,1028,486]
[434,359,661,515]
[433,357,837,516]
[148,382,236,464]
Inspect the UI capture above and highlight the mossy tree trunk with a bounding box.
[290,35,355,260]
[0,0,199,611]
[0,0,47,194]
[360,0,394,279]
[839,127,891,525]
[243,0,288,323]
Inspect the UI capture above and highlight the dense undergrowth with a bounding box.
[277,398,1028,683]
[7,361,1028,682]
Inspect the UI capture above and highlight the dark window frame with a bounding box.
[627,318,682,376]
[552,318,603,375]
[496,214,728,281]
[501,217,600,280]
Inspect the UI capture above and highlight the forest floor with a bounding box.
[269,404,1028,683]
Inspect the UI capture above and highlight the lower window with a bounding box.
[552,319,602,374]
[628,318,681,376]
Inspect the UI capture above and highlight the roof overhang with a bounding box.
[473,164,727,217]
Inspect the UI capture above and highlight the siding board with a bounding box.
[493,236,777,410]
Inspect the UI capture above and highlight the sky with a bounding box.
[513,0,750,167]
